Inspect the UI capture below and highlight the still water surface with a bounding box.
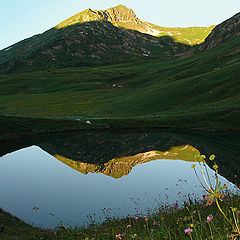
[0,140,234,229]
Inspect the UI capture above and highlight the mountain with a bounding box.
[56,5,214,46]
[199,12,240,51]
[0,21,189,73]
[0,5,214,73]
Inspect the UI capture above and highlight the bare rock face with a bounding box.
[97,5,139,24]
[199,12,240,51]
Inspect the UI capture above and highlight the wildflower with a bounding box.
[213,164,218,170]
[209,154,215,161]
[135,217,139,220]
[127,224,131,228]
[204,191,224,205]
[121,232,126,237]
[153,220,158,226]
[235,175,237,178]
[143,215,147,218]
[116,234,122,239]
[190,224,194,228]
[231,207,237,212]
[184,228,193,234]
[193,211,196,214]
[207,214,213,222]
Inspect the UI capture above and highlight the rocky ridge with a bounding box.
[199,12,240,51]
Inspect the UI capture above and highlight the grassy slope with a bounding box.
[0,208,58,240]
[151,25,215,45]
[0,36,239,140]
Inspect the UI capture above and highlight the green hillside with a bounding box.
[0,34,239,139]
[0,8,239,140]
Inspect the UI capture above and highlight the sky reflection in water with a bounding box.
[0,145,233,228]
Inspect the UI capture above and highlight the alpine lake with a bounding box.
[0,129,239,229]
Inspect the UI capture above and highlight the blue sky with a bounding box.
[1,0,239,50]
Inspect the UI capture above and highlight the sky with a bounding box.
[0,0,239,50]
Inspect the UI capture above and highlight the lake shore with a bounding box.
[1,114,240,142]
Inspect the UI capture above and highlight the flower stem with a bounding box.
[208,222,214,240]
[232,210,240,234]
[215,199,233,227]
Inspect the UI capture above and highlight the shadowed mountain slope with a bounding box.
[199,12,240,51]
[0,20,189,73]
[0,5,216,73]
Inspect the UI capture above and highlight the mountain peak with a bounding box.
[55,5,139,30]
[109,4,133,13]
[54,5,213,45]
[113,4,129,9]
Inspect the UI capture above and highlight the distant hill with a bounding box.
[199,12,240,51]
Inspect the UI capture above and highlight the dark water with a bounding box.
[0,129,239,228]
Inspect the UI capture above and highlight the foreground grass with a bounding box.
[1,192,240,240]
[0,208,57,240]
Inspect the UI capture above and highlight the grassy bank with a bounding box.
[1,111,240,142]
[1,192,240,240]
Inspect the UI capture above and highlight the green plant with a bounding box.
[193,153,240,238]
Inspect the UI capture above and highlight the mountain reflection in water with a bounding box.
[0,129,240,183]
[0,129,239,228]
[38,129,240,183]
[52,145,203,178]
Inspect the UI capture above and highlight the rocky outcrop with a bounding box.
[199,12,240,51]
